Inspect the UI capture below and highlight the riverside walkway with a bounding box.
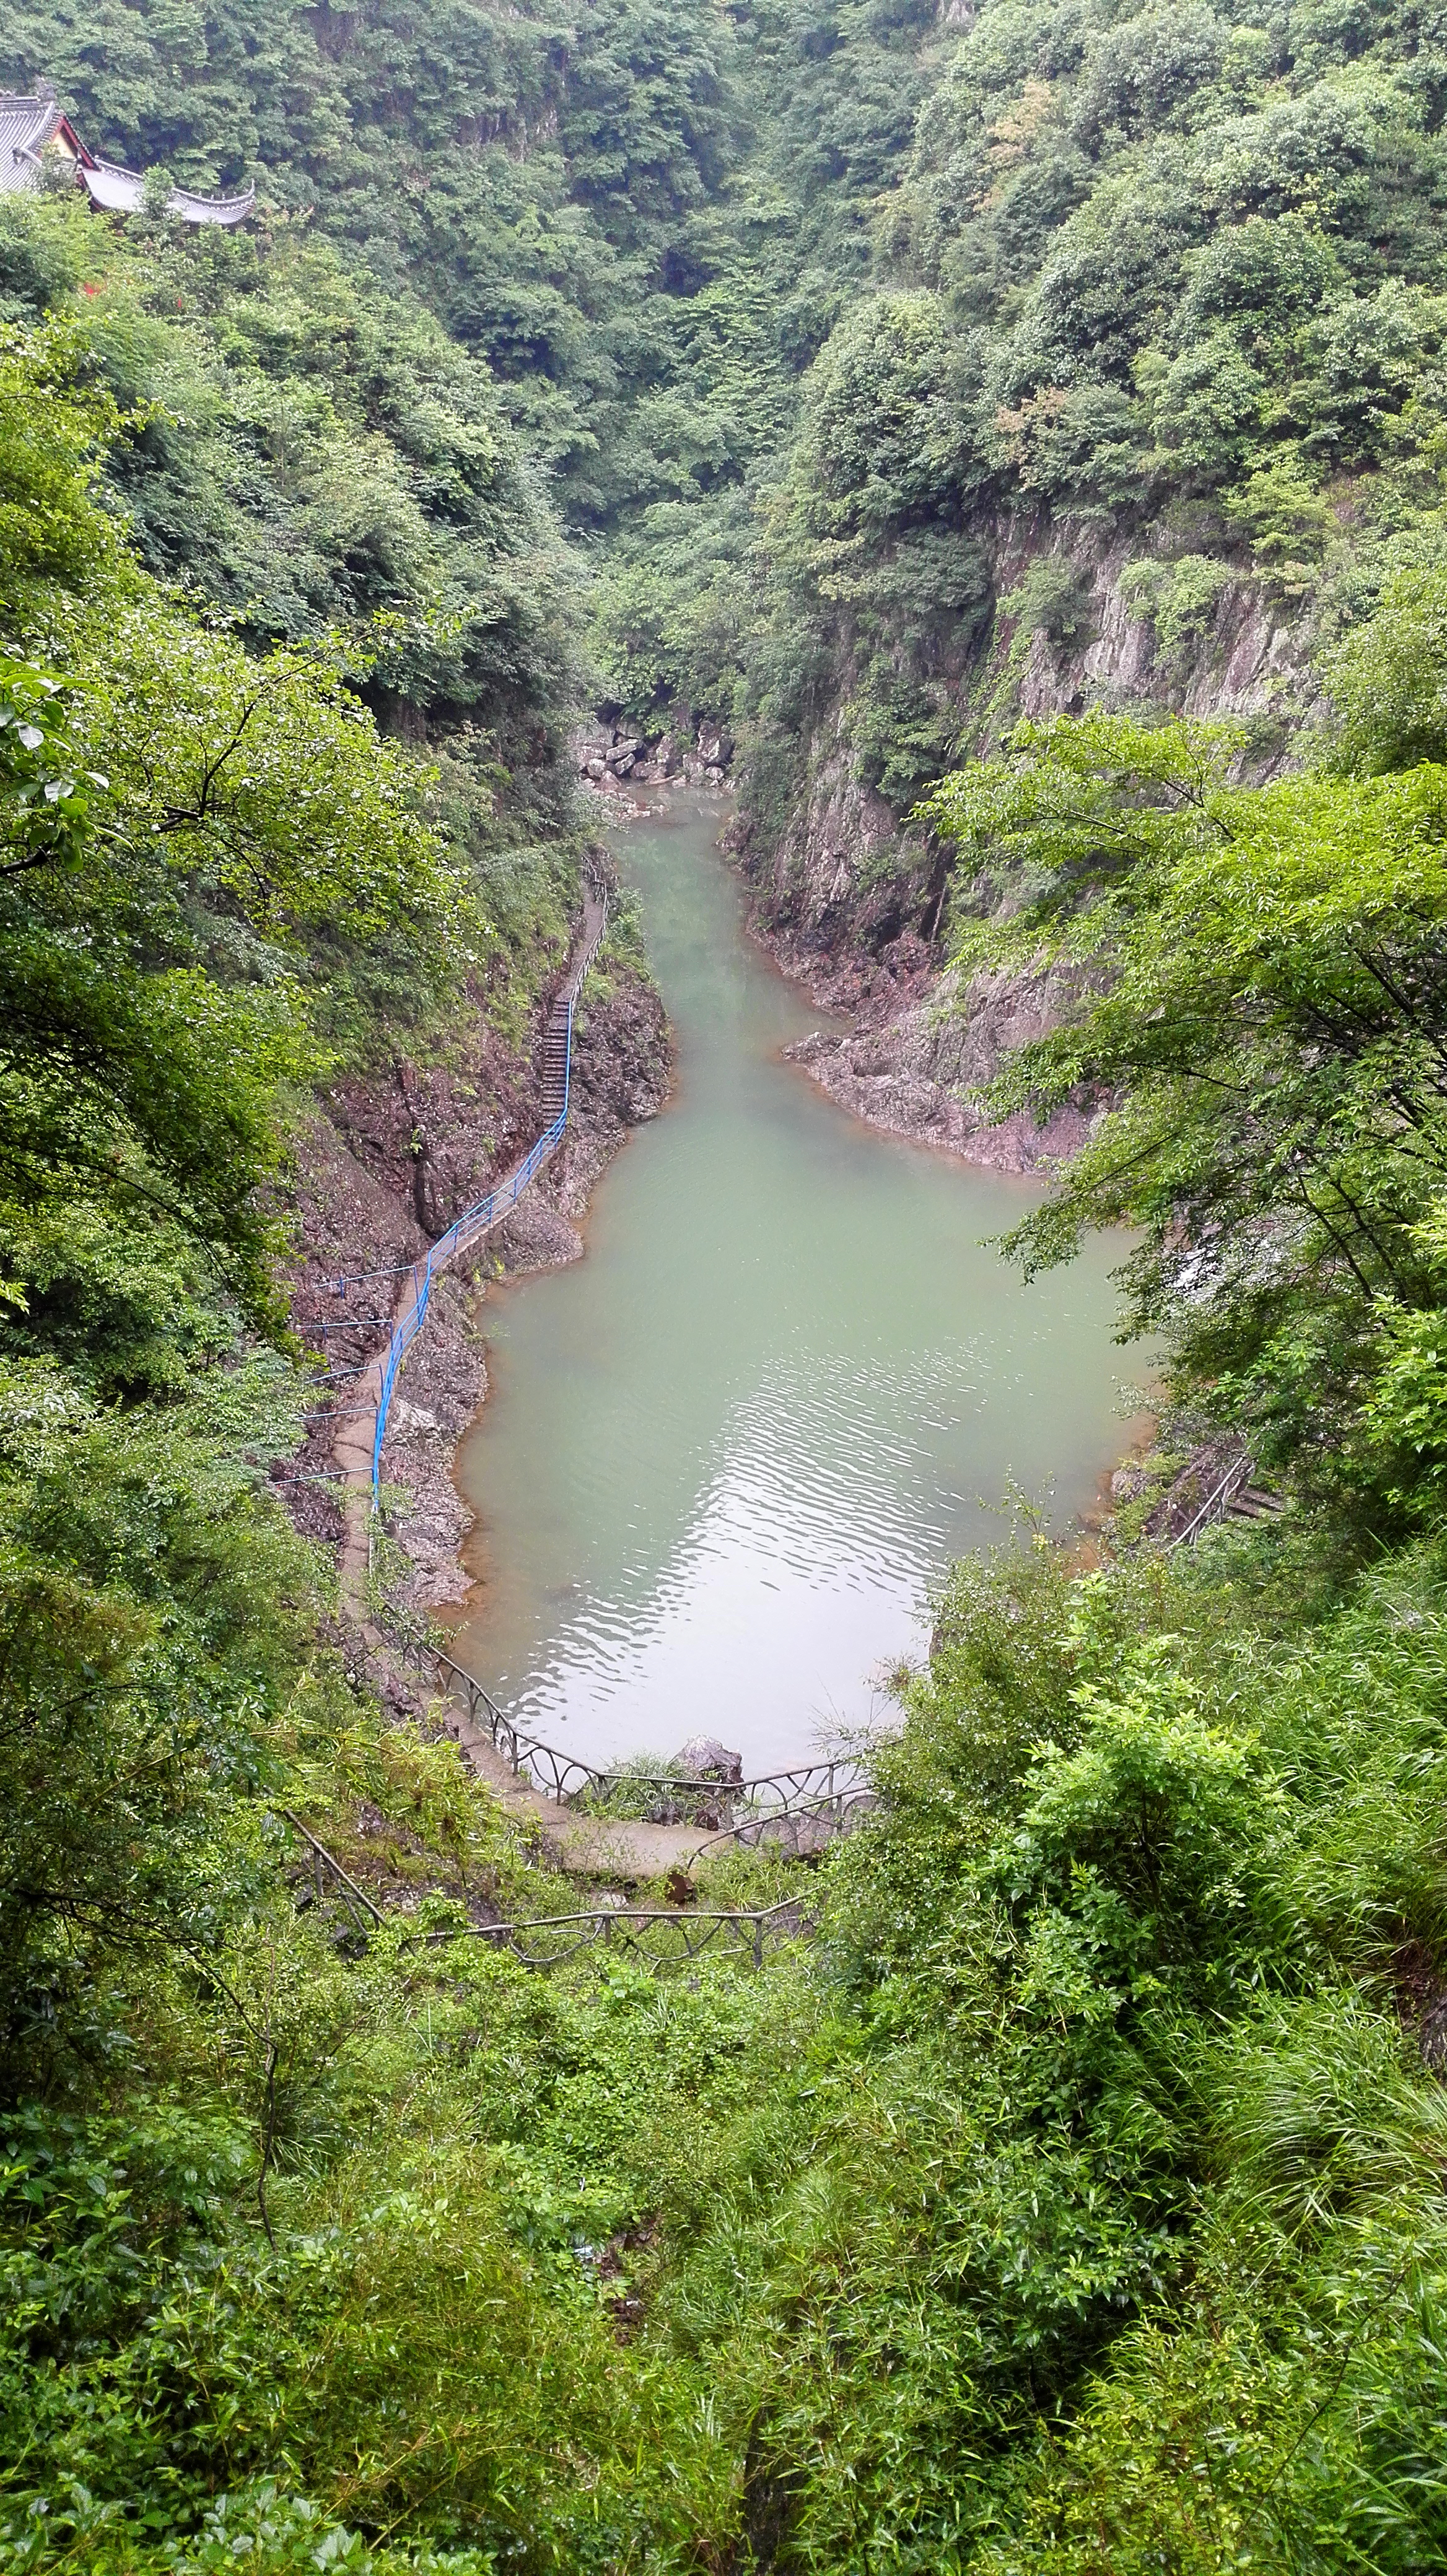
[331,882,608,1604]
[323,880,876,1879]
[322,885,746,1874]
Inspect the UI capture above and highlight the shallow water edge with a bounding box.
[448,800,1135,1773]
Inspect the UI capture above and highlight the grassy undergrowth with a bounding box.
[9,1492,1447,2572]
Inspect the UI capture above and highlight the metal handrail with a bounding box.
[1171,1447,1255,1548]
[367,896,608,1501]
[278,1809,811,1975]
[279,1808,385,1930]
[417,1897,810,1971]
[684,1788,880,1868]
[385,1602,870,1821]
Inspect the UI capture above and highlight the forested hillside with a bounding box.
[19,0,1445,947]
[10,4,1447,2573]
[735,0,1447,993]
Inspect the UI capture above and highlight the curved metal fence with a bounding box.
[279,1812,811,1975]
[384,1604,874,1837]
[421,1899,811,1971]
[683,1792,878,1866]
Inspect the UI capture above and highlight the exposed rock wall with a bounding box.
[281,954,670,1608]
[997,518,1318,731]
[735,517,1315,1167]
[787,963,1102,1175]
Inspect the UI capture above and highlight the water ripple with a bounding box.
[454,809,1130,1770]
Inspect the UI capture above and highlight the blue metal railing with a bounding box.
[367,907,605,1503]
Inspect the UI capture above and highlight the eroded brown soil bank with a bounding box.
[279,940,671,1613]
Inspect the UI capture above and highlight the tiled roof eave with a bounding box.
[79,157,256,225]
[174,185,256,220]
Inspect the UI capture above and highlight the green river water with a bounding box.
[452,799,1134,1772]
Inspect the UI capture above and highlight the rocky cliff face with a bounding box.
[280,950,671,1609]
[1001,520,1316,731]
[735,518,1313,1168]
[786,962,1101,1174]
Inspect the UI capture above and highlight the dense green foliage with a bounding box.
[13,5,1447,2573]
[0,356,448,1383]
[0,194,578,838]
[15,1486,1447,2571]
[0,3,960,736]
[0,2,908,529]
[738,0,1447,822]
[925,690,1447,1517]
[19,0,1447,794]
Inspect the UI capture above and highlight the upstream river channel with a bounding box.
[452,799,1131,1773]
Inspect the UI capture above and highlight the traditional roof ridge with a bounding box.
[0,79,256,225]
[0,94,92,176]
[85,148,144,183]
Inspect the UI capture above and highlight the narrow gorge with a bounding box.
[9,6,1447,2573]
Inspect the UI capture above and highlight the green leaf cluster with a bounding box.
[922,672,1447,1515]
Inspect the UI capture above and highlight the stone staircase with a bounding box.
[1168,1447,1287,1547]
[539,1012,571,1121]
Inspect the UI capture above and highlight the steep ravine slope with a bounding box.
[283,939,670,1610]
[736,515,1316,1167]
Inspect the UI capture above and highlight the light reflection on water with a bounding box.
[452,799,1132,1772]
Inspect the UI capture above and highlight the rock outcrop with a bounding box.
[732,513,1317,1170]
[573,714,735,791]
[786,962,1102,1172]
[671,1736,744,1787]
